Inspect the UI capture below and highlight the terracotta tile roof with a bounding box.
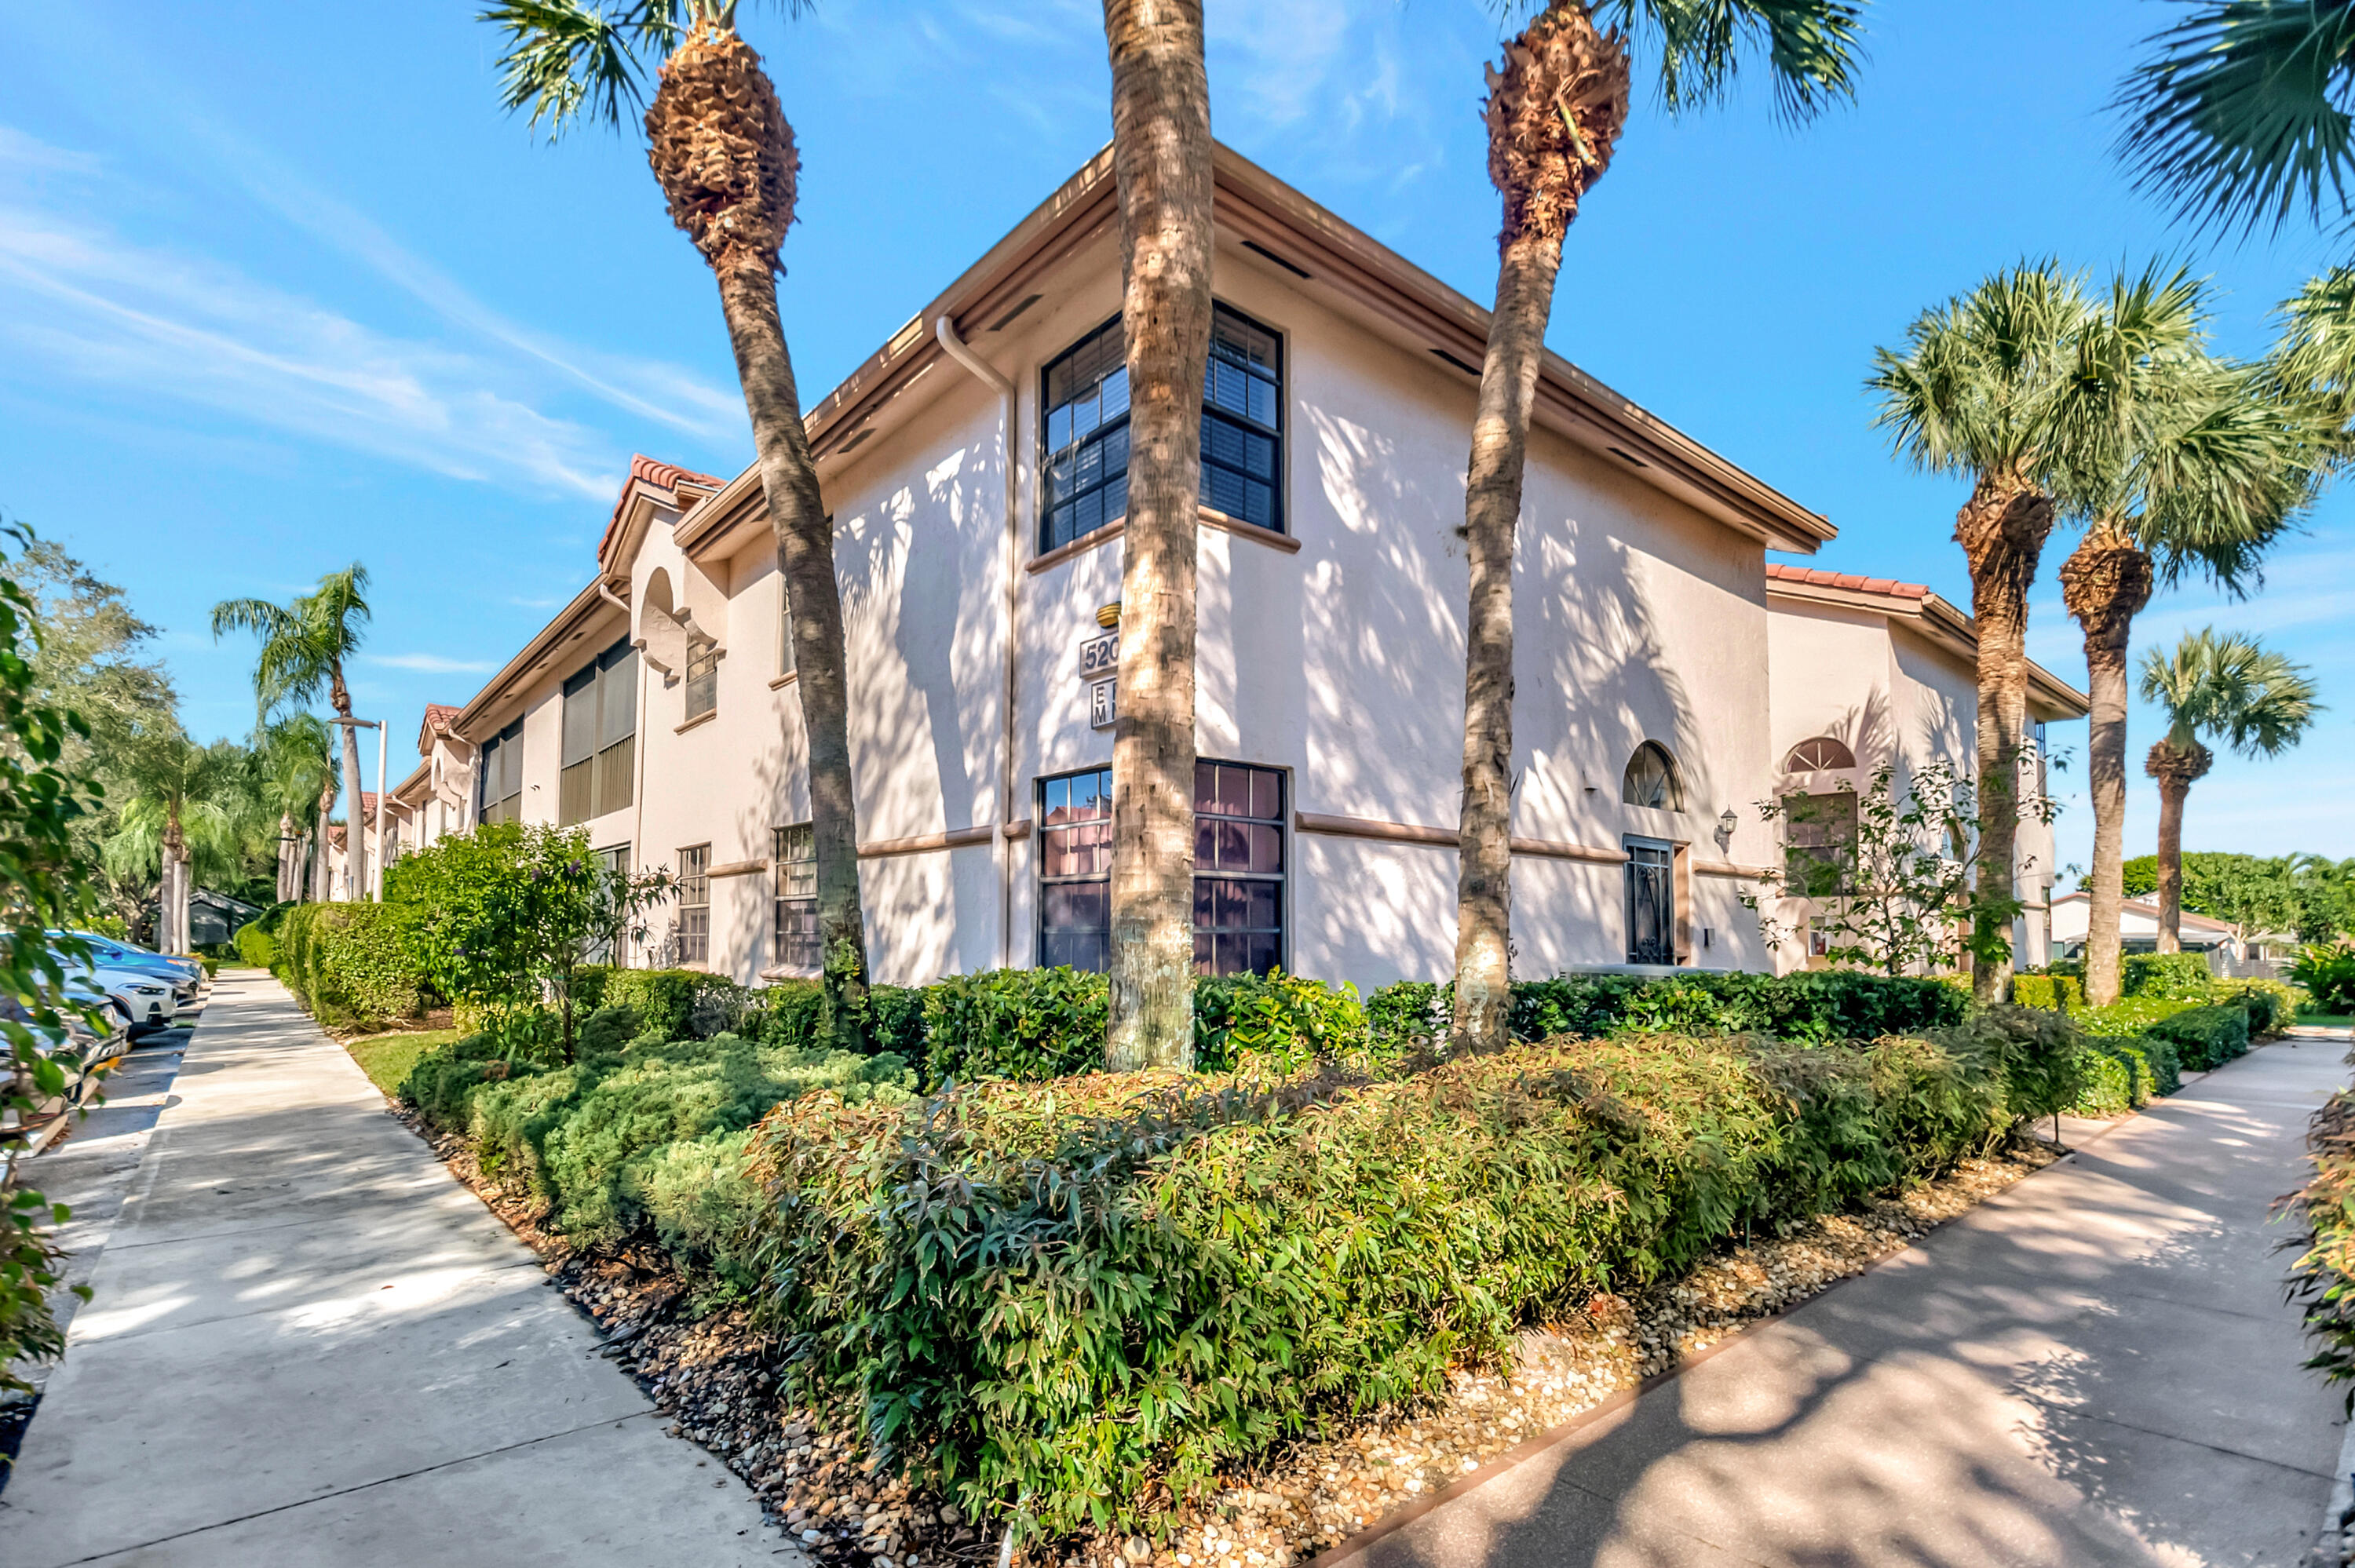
[1764,563,1930,600]
[598,454,725,572]
[418,702,462,756]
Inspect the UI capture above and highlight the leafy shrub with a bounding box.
[2094,1032,2181,1097]
[2010,973,2083,1012]
[233,922,276,970]
[584,967,750,1041]
[2216,978,2299,1037]
[634,1126,766,1290]
[2122,952,2215,999]
[576,1003,645,1058]
[1193,973,1370,1072]
[1506,969,1968,1045]
[743,980,826,1048]
[2068,1038,2158,1115]
[2281,1089,2355,1408]
[277,903,425,1031]
[1366,980,1444,1056]
[2141,1003,2251,1071]
[921,968,1108,1083]
[744,1023,2068,1539]
[2293,946,2355,1015]
[2079,994,2207,1037]
[1930,1004,2087,1124]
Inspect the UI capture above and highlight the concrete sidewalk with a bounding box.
[1341,1037,2350,1568]
[1,973,794,1566]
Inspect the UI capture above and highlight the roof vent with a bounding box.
[1242,240,1311,280]
[1607,445,1650,469]
[1430,348,1482,377]
[989,294,1044,333]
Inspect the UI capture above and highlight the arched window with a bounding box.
[1622,742,1684,811]
[1784,735,1857,772]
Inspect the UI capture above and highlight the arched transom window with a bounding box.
[1622,742,1684,811]
[1784,735,1857,772]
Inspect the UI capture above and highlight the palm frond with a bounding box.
[1492,0,1867,123]
[2114,0,2355,238]
[2133,359,2320,593]
[480,0,688,137]
[2138,625,2323,757]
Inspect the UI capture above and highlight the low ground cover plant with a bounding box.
[742,1009,2078,1541]
[2282,1088,2355,1409]
[2292,945,2355,1015]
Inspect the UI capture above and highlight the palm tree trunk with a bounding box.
[2145,737,2211,956]
[330,665,367,902]
[1100,0,1213,1072]
[277,811,295,903]
[1955,474,2054,1001]
[312,786,335,904]
[162,808,187,954]
[709,255,870,1045]
[1451,228,1564,1052]
[2061,526,2152,1006]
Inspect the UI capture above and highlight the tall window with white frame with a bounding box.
[685,636,719,722]
[476,720,523,825]
[676,844,710,967]
[560,637,637,825]
[773,823,816,971]
[1039,301,1283,556]
[585,844,632,965]
[1036,760,1287,976]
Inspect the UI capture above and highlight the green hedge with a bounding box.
[276,904,427,1031]
[2011,973,2084,1012]
[2141,1003,2251,1071]
[2069,1037,2170,1114]
[743,1013,2076,1539]
[233,924,276,970]
[401,1026,915,1282]
[2122,952,2217,999]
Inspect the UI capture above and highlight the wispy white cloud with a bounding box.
[367,651,495,674]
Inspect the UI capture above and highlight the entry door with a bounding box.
[1625,838,1675,965]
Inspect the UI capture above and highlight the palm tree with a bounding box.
[2060,279,2320,1004]
[1449,0,1865,1052]
[1096,0,1214,1070]
[2114,0,2355,239]
[213,566,373,899]
[257,715,336,903]
[103,729,243,953]
[483,0,870,1046]
[1869,265,2115,1001]
[2140,628,2320,952]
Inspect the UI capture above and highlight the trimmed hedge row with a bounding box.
[275,904,427,1031]
[2283,1088,2355,1403]
[743,1006,2080,1538]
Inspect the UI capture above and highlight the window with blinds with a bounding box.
[677,844,710,967]
[476,720,523,825]
[773,823,817,971]
[560,638,637,825]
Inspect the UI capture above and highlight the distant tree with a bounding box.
[2140,629,2322,951]
[1450,0,1866,1052]
[101,730,246,954]
[2116,849,2354,942]
[257,715,335,904]
[480,0,871,1050]
[213,566,373,900]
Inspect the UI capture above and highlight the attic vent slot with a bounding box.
[1606,445,1650,469]
[1242,240,1311,280]
[988,294,1044,332]
[841,427,875,453]
[1430,348,1481,377]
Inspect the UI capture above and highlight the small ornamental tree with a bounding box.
[0,527,109,1395]
[1743,757,2054,978]
[385,821,671,1058]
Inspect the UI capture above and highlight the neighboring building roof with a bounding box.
[1764,563,2090,721]
[597,454,723,576]
[675,141,1834,563]
[2050,890,2236,934]
[391,758,433,808]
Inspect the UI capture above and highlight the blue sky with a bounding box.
[1,0,2346,881]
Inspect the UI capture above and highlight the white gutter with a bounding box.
[936,312,1022,970]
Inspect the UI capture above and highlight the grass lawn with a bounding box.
[2296,1012,2355,1030]
[343,1028,458,1099]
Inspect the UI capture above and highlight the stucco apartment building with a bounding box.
[378,144,2085,990]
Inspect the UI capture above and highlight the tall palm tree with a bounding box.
[1449,0,1865,1052]
[103,730,243,953]
[2139,628,2320,951]
[2060,278,2320,1004]
[1097,0,1214,1071]
[212,566,373,899]
[484,0,870,1046]
[1869,265,2113,1001]
[257,715,336,903]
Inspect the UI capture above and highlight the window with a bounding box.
[585,844,631,965]
[676,844,710,967]
[560,638,637,825]
[1034,760,1287,978]
[774,823,817,971]
[1038,768,1113,971]
[1784,735,1857,772]
[685,636,718,722]
[1192,760,1284,975]
[477,720,523,825]
[1626,838,1676,965]
[778,579,797,680]
[1622,742,1684,811]
[1783,790,1858,897]
[1039,302,1284,554]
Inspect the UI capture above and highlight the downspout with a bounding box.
[597,575,653,968]
[937,312,1022,972]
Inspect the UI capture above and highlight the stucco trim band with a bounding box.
[859,826,999,860]
[1294,811,1627,866]
[706,859,770,879]
[1691,860,1773,879]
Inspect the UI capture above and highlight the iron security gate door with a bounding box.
[1625,839,1675,965]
